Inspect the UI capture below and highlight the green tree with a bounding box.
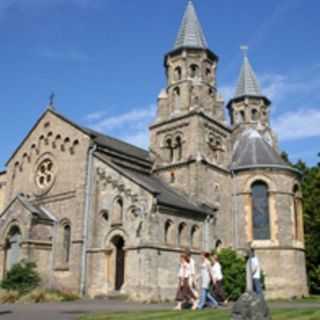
[294,156,320,293]
[217,248,246,300]
[1,260,41,294]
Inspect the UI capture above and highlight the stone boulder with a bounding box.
[231,292,271,320]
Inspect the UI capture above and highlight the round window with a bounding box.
[35,159,55,191]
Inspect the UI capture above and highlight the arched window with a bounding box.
[166,138,174,162]
[100,209,109,222]
[178,223,188,247]
[63,224,71,264]
[251,181,270,240]
[293,185,302,241]
[206,68,211,78]
[190,64,199,78]
[240,110,246,122]
[173,87,181,110]
[5,226,22,271]
[252,109,259,121]
[175,136,183,161]
[174,66,182,81]
[191,225,201,249]
[165,220,175,246]
[112,198,123,225]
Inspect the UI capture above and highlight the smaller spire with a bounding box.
[174,1,208,50]
[235,47,262,98]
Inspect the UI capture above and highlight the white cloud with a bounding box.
[85,111,108,121]
[122,130,150,150]
[38,48,89,62]
[88,105,155,132]
[260,73,287,101]
[273,108,320,141]
[219,85,234,103]
[85,104,156,149]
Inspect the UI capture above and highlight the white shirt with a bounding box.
[200,259,212,289]
[178,261,192,279]
[211,262,223,281]
[250,256,261,279]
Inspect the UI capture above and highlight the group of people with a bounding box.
[174,248,263,310]
[175,250,227,310]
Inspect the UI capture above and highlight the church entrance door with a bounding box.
[111,235,125,291]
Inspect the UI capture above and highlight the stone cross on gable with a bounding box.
[48,92,55,110]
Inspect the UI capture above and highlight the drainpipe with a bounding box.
[49,220,58,289]
[80,144,96,297]
[231,169,239,249]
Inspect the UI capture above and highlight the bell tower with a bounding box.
[227,47,277,147]
[150,1,230,208]
[155,1,222,122]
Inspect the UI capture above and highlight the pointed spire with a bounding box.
[174,1,208,50]
[235,47,262,98]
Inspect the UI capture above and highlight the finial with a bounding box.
[240,45,248,57]
[48,92,55,110]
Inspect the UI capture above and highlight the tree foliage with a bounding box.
[1,260,41,294]
[217,248,246,300]
[294,156,320,294]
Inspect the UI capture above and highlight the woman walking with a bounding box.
[175,254,197,310]
[211,254,227,305]
[196,252,218,310]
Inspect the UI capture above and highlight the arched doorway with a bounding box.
[5,226,22,272]
[111,235,125,291]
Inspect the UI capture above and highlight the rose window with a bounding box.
[35,159,55,189]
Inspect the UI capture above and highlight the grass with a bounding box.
[80,308,320,320]
[269,295,320,304]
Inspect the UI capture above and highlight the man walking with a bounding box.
[249,248,263,295]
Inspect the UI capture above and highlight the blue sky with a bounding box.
[0,0,319,170]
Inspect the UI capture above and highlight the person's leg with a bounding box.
[197,288,207,309]
[253,278,262,295]
[207,291,219,308]
[216,281,226,303]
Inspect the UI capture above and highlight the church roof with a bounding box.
[231,129,296,172]
[96,152,211,217]
[0,194,55,223]
[48,109,151,163]
[174,1,208,50]
[235,53,262,98]
[82,127,150,163]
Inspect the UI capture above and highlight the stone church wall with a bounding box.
[232,169,308,298]
[1,111,92,292]
[85,157,211,300]
[0,172,6,213]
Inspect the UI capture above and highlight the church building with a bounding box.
[0,1,308,300]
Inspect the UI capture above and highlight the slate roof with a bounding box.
[48,109,151,163]
[231,129,295,172]
[96,152,211,216]
[18,195,56,222]
[235,54,262,98]
[82,127,150,163]
[0,194,55,223]
[174,1,208,50]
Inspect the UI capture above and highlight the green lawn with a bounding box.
[81,309,320,320]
